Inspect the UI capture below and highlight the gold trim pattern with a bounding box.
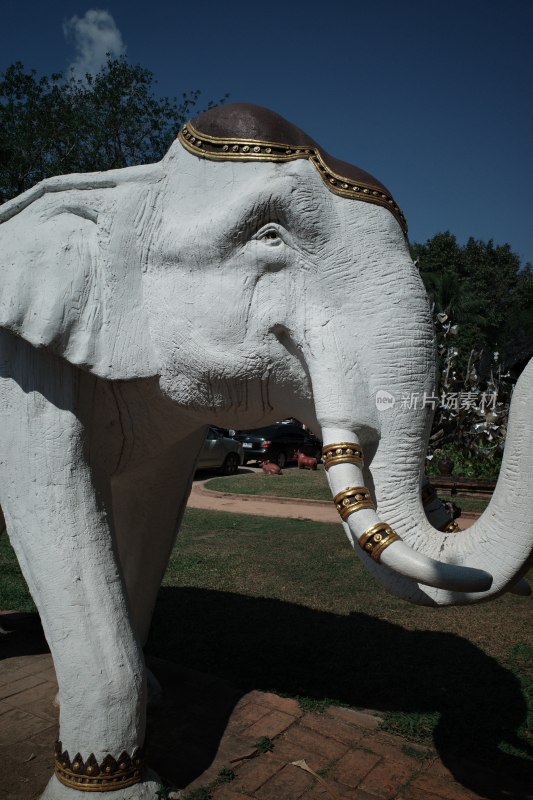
[54,742,144,792]
[333,486,374,521]
[440,519,461,533]
[322,442,364,470]
[358,522,402,562]
[178,123,407,234]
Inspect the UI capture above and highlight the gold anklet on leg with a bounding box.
[54,742,145,792]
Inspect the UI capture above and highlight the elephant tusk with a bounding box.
[321,427,493,593]
[377,540,492,592]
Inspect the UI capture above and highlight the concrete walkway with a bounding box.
[188,470,477,529]
[1,476,513,800]
[188,472,339,523]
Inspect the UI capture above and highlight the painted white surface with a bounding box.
[1,139,532,797]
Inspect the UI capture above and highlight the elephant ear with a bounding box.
[0,169,160,380]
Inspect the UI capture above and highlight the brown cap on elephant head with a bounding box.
[178,103,408,235]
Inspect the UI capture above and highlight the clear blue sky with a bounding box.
[2,0,532,263]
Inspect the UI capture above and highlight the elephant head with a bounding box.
[1,103,531,609]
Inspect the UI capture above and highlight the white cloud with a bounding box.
[63,9,126,80]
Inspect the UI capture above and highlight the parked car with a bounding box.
[233,422,322,468]
[196,426,243,474]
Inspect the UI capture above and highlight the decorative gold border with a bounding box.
[179,123,318,163]
[54,743,144,792]
[178,123,407,234]
[322,442,364,470]
[358,522,402,562]
[440,519,461,533]
[333,486,374,520]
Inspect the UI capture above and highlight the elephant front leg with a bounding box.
[0,341,159,798]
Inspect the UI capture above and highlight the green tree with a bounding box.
[413,232,533,477]
[0,58,227,202]
[508,264,533,339]
[412,232,533,366]
[411,231,463,282]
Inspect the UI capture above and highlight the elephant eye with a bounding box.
[255,224,284,245]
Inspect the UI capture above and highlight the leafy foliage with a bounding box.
[412,231,533,368]
[412,232,533,478]
[0,58,227,202]
[426,442,502,480]
[425,312,508,478]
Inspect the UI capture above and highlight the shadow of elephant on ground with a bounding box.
[146,587,533,800]
[0,610,49,655]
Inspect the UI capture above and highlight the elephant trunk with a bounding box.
[367,357,533,604]
[320,425,492,601]
[295,297,492,600]
[289,217,532,605]
[316,356,533,605]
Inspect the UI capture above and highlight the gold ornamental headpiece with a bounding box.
[178,103,407,234]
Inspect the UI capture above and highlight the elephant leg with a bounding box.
[0,334,158,798]
[111,426,207,647]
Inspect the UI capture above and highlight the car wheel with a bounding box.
[222,452,240,475]
[276,452,287,469]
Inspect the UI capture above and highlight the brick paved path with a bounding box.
[1,613,531,800]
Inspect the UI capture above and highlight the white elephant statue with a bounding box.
[0,103,531,798]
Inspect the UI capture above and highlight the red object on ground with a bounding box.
[297,451,318,470]
[261,460,283,475]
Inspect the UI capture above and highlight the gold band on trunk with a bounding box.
[54,742,144,792]
[333,486,374,520]
[440,519,461,533]
[358,522,402,562]
[322,442,364,470]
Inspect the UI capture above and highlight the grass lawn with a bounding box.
[1,510,532,784]
[152,509,533,786]
[205,468,491,514]
[0,530,36,613]
[205,467,332,501]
